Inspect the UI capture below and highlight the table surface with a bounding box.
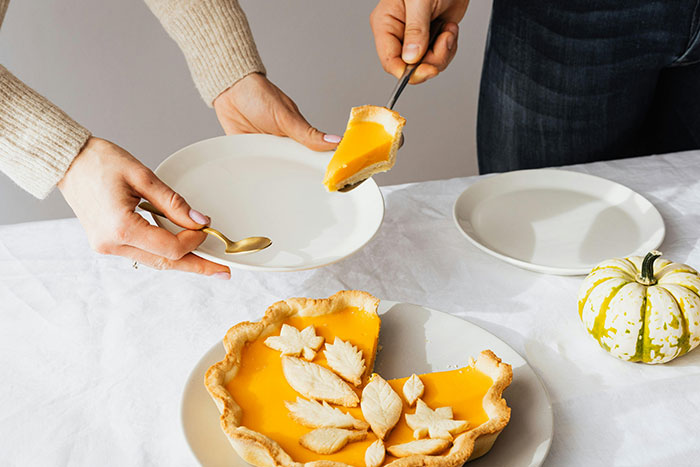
[2,151,700,466]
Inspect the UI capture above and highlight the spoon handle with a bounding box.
[138,201,167,219]
[138,201,271,254]
[139,201,218,235]
[201,227,232,244]
[386,19,446,110]
[138,201,227,239]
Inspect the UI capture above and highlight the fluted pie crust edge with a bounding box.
[204,290,512,467]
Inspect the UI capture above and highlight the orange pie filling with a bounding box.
[323,106,405,192]
[226,306,494,466]
[323,122,393,190]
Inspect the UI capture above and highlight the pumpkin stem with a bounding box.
[637,250,662,286]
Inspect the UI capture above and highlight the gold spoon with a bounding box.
[138,202,272,255]
[338,20,444,193]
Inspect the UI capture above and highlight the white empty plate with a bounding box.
[152,135,384,271]
[181,301,553,467]
[453,169,665,275]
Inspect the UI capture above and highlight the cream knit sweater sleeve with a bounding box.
[144,0,265,106]
[0,0,91,199]
[0,0,263,199]
[0,66,92,200]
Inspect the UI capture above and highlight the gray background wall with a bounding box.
[0,0,492,224]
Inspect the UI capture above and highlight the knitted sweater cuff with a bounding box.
[146,0,266,106]
[0,66,91,199]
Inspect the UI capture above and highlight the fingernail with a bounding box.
[447,35,455,51]
[323,134,342,144]
[189,209,210,225]
[212,272,231,280]
[402,44,420,62]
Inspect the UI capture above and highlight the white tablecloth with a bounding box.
[2,151,700,466]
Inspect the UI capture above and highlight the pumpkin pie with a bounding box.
[205,291,512,467]
[323,106,406,191]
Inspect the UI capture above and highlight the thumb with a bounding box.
[282,109,341,152]
[131,169,210,229]
[402,0,432,64]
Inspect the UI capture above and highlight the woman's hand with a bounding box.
[58,137,231,279]
[214,73,341,151]
[370,0,467,84]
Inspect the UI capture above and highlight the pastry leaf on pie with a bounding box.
[324,338,366,386]
[402,374,424,406]
[387,438,451,457]
[265,324,325,361]
[299,427,368,454]
[282,356,359,407]
[360,374,402,440]
[405,399,469,440]
[285,397,369,430]
[364,439,386,467]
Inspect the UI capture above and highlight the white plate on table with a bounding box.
[152,135,384,272]
[181,300,553,467]
[453,169,665,275]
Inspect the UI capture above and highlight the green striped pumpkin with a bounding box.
[578,251,700,364]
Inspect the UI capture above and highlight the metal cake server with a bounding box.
[338,19,446,193]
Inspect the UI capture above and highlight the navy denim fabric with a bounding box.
[477,0,700,173]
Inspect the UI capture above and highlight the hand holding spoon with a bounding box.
[138,202,272,255]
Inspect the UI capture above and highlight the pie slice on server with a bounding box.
[323,106,406,192]
[205,291,512,467]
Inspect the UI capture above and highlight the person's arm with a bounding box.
[0,66,229,277]
[370,0,467,84]
[143,0,264,106]
[145,0,340,150]
[0,65,91,199]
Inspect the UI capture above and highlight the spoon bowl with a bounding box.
[201,228,272,255]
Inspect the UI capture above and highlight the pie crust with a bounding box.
[204,291,512,467]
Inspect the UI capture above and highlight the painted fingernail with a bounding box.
[402,44,420,62]
[447,35,455,51]
[189,209,210,225]
[323,134,342,144]
[212,272,231,280]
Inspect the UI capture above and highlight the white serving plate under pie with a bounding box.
[453,169,665,275]
[152,134,384,272]
[181,301,553,467]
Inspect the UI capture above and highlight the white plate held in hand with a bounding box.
[153,135,384,271]
[181,301,553,467]
[453,169,665,275]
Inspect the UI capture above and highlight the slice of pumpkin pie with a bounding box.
[323,106,405,192]
[205,290,512,467]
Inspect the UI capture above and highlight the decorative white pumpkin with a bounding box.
[578,251,700,364]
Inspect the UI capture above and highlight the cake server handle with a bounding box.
[386,19,447,110]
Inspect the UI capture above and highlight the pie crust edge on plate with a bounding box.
[204,290,512,467]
